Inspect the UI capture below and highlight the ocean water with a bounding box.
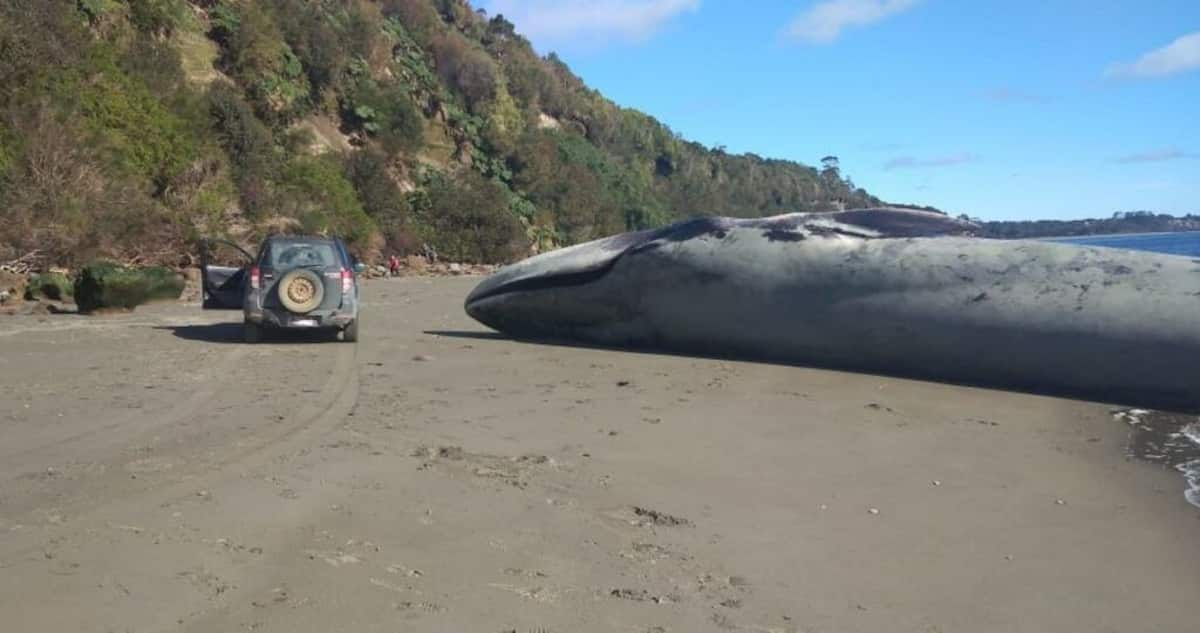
[1116,410,1200,509]
[1044,231,1200,257]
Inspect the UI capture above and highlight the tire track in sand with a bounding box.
[0,339,359,558]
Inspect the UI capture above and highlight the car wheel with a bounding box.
[277,268,325,314]
[243,321,261,343]
[342,319,358,343]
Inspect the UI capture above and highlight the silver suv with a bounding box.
[200,235,364,343]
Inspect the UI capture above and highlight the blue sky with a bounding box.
[482,1,1199,221]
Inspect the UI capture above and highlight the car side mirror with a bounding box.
[354,262,367,274]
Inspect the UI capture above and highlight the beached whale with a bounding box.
[464,208,1200,411]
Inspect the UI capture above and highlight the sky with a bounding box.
[481,0,1200,221]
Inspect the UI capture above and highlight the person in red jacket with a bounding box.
[387,254,400,277]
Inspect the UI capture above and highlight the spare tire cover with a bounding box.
[278,268,325,314]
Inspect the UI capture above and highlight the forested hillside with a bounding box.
[977,211,1200,239]
[0,0,879,267]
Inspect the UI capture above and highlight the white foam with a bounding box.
[1182,422,1200,448]
[1176,459,1200,509]
[1113,408,1151,425]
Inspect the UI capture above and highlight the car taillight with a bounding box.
[249,266,260,290]
[341,268,352,294]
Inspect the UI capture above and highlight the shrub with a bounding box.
[74,261,153,312]
[211,1,309,122]
[345,149,416,251]
[343,81,425,155]
[72,46,199,194]
[276,155,376,244]
[142,265,186,301]
[126,0,189,37]
[207,83,278,215]
[25,272,74,301]
[414,170,525,264]
[430,32,496,111]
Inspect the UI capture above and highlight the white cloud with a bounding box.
[1107,31,1200,79]
[484,0,700,45]
[1114,148,1197,164]
[787,0,921,44]
[884,153,978,170]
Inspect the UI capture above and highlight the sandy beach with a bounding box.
[1,275,1197,633]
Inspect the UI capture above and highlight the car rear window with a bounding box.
[264,241,340,269]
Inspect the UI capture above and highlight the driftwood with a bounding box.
[0,251,44,275]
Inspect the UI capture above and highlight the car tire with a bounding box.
[243,321,261,344]
[277,268,325,314]
[342,319,358,343]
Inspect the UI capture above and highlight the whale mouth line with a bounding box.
[465,262,618,306]
[464,227,669,310]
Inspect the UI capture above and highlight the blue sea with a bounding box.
[1044,231,1200,257]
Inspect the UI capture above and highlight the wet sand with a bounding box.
[1,276,1197,632]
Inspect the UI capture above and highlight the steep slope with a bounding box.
[0,0,880,266]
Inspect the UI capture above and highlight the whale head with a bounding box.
[464,225,669,341]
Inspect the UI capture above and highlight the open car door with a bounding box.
[200,239,253,310]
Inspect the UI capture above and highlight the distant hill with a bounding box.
[0,0,880,267]
[976,211,1200,239]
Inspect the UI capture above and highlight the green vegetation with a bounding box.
[1,0,881,268]
[142,266,187,301]
[72,261,182,311]
[75,261,152,312]
[25,272,74,301]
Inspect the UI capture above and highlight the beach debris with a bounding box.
[868,508,880,515]
[412,354,435,362]
[609,588,676,604]
[1055,499,1067,506]
[931,480,942,487]
[631,506,692,527]
[1113,408,1151,425]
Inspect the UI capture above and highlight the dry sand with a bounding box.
[0,276,1197,633]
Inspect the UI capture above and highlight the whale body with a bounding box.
[465,208,1200,411]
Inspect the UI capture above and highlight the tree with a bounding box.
[416,170,525,263]
[345,149,416,253]
[277,155,375,244]
[430,32,496,111]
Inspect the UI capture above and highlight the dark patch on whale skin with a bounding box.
[658,216,733,242]
[828,209,977,237]
[750,216,803,232]
[763,229,806,242]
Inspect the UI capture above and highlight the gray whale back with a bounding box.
[466,209,1200,411]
